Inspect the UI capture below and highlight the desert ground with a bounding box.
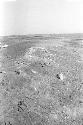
[0,34,83,125]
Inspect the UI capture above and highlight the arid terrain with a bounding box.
[0,34,83,125]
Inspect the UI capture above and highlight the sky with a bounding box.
[0,0,83,36]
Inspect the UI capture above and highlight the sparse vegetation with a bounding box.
[0,39,83,125]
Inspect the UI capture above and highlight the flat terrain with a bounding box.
[0,34,83,125]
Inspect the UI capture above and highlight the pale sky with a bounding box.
[1,0,83,36]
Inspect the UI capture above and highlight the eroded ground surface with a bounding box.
[0,35,83,125]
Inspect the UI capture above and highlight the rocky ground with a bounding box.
[0,35,83,125]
